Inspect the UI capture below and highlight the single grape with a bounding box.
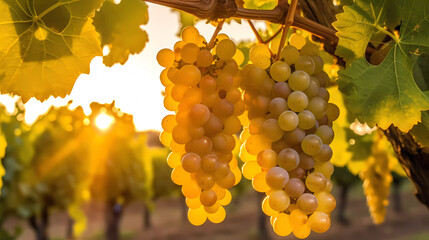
[297,193,318,214]
[289,70,310,91]
[288,91,308,112]
[269,190,291,212]
[216,39,236,60]
[298,110,316,130]
[270,61,291,82]
[278,148,300,171]
[284,178,305,198]
[301,134,323,156]
[280,45,300,65]
[305,172,327,193]
[278,111,299,131]
[295,55,315,75]
[266,166,290,189]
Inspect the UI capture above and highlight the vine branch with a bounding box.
[143,0,338,43]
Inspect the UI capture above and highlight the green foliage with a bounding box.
[0,0,103,102]
[175,10,198,36]
[93,0,149,67]
[243,0,276,10]
[335,0,429,132]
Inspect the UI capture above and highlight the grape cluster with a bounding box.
[157,26,245,225]
[361,139,392,224]
[239,34,339,238]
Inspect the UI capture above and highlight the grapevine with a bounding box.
[157,25,245,225]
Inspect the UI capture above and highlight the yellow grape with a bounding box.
[273,213,293,236]
[307,211,331,233]
[188,206,207,226]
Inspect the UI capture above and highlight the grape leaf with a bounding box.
[93,0,148,67]
[337,0,429,132]
[410,111,429,147]
[332,0,403,61]
[243,0,276,10]
[0,0,103,102]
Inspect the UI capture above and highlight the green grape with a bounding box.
[301,134,323,156]
[181,43,200,63]
[314,144,332,162]
[326,103,340,122]
[298,152,314,170]
[289,33,306,49]
[297,193,318,214]
[280,45,300,65]
[284,178,305,198]
[253,56,271,69]
[278,148,300,171]
[306,97,327,119]
[298,110,316,130]
[269,190,290,211]
[197,49,214,67]
[216,39,236,60]
[266,166,289,189]
[312,71,329,88]
[314,161,334,178]
[317,87,330,102]
[315,125,334,144]
[300,42,319,55]
[295,55,315,75]
[287,91,308,112]
[283,127,305,146]
[250,44,271,62]
[305,172,327,193]
[289,70,310,91]
[176,64,201,86]
[261,119,284,142]
[270,61,291,82]
[278,110,299,131]
[303,78,320,99]
[310,55,324,74]
[157,48,175,67]
[271,82,292,99]
[269,98,289,118]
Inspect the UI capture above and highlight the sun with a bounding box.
[95,113,115,130]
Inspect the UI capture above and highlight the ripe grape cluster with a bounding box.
[157,26,245,226]
[361,139,392,224]
[239,34,339,238]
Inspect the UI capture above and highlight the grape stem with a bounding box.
[207,20,225,50]
[246,20,264,44]
[275,0,299,61]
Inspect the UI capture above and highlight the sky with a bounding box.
[0,3,259,132]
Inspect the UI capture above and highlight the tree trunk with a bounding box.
[29,214,49,240]
[105,202,123,240]
[142,203,152,229]
[384,126,429,209]
[257,193,270,240]
[337,184,350,225]
[66,215,74,240]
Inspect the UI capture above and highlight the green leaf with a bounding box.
[333,0,396,61]
[93,0,148,67]
[338,46,429,132]
[410,111,429,147]
[337,0,429,132]
[0,0,103,102]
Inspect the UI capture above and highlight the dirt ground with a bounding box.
[5,185,429,240]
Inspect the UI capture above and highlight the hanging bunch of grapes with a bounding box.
[157,26,245,225]
[239,33,339,238]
